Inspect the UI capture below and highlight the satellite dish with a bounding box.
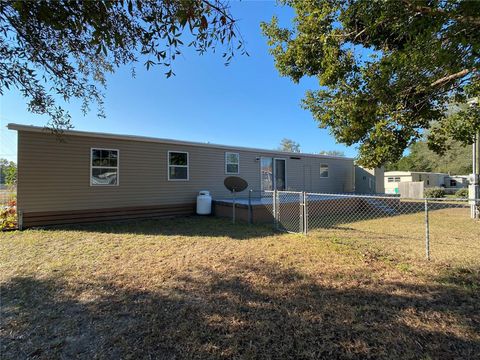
[224,176,248,193]
[223,176,248,224]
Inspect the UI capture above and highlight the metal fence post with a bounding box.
[276,190,281,230]
[248,189,252,225]
[425,198,430,260]
[273,189,277,230]
[303,192,308,235]
[299,192,304,234]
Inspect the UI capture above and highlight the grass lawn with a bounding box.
[1,216,479,359]
[310,206,480,267]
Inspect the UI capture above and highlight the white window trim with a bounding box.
[225,152,240,175]
[388,177,401,183]
[320,164,329,178]
[90,147,120,186]
[168,150,189,181]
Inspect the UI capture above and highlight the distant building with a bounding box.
[384,171,469,194]
[444,175,469,191]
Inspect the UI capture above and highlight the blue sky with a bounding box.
[0,1,357,163]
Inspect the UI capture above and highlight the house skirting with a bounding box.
[20,203,196,228]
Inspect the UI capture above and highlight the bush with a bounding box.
[424,187,446,198]
[0,198,17,230]
[455,188,469,198]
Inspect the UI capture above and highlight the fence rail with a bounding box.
[242,190,479,260]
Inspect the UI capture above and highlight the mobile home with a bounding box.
[444,175,469,192]
[8,124,355,228]
[384,171,448,194]
[355,166,385,194]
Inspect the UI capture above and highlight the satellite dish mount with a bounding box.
[223,176,248,224]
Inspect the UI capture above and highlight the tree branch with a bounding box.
[402,0,480,26]
[200,0,235,23]
[430,68,474,87]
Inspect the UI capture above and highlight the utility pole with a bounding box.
[474,130,480,219]
[468,97,480,219]
[476,130,480,179]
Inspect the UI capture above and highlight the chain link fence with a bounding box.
[242,190,479,260]
[0,184,16,207]
[0,185,17,230]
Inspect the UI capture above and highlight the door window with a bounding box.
[274,159,286,190]
[261,157,273,190]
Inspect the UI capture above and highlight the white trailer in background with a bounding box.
[384,171,448,195]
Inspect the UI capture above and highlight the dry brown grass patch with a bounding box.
[1,216,478,359]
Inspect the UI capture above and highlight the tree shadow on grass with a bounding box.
[43,216,278,240]
[1,262,479,359]
[436,266,480,290]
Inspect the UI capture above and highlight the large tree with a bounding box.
[278,138,301,152]
[319,150,345,157]
[386,138,472,174]
[0,159,16,185]
[0,0,246,130]
[262,0,480,167]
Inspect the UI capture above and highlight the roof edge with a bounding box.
[384,171,450,175]
[7,123,354,161]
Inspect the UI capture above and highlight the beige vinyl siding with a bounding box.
[17,131,354,213]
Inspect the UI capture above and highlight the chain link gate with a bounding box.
[272,191,305,233]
